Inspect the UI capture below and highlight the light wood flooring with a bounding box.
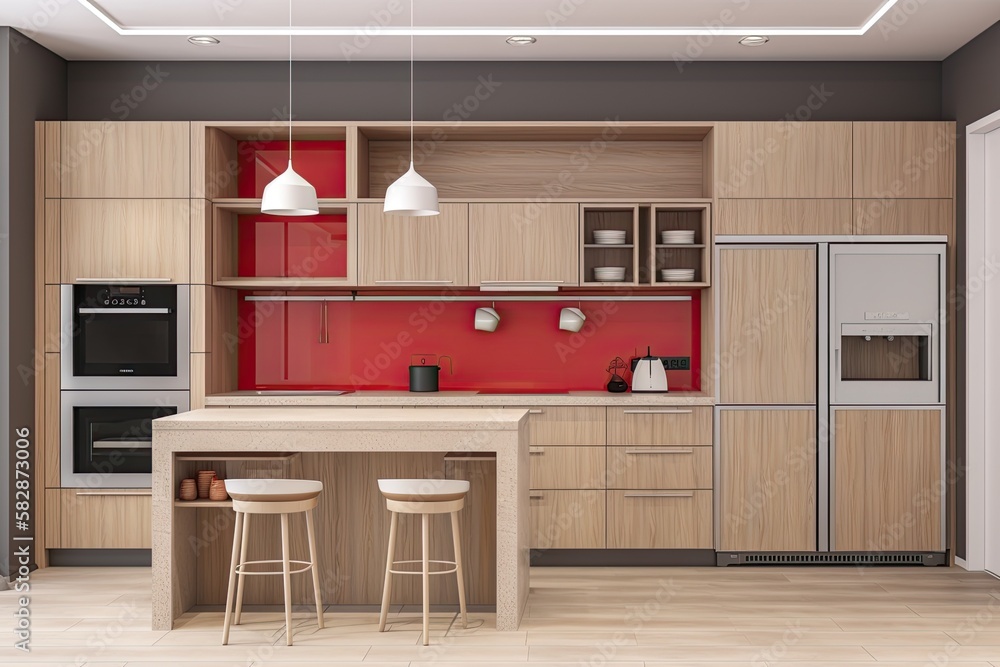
[3,565,1000,665]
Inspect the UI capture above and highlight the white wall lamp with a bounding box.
[261,0,318,216]
[474,303,501,332]
[559,306,587,333]
[383,0,440,217]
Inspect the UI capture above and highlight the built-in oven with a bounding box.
[61,284,189,390]
[61,390,189,488]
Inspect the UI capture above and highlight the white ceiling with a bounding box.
[2,0,999,61]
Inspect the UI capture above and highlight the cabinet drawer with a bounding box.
[515,406,606,446]
[529,490,605,549]
[607,489,712,549]
[607,407,712,446]
[607,446,712,490]
[59,489,151,549]
[530,446,605,489]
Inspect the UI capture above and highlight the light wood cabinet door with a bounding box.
[607,407,712,446]
[607,490,712,549]
[469,203,579,286]
[833,409,943,552]
[607,446,712,490]
[853,199,954,237]
[59,121,191,198]
[853,122,956,199]
[516,406,606,446]
[530,490,606,549]
[61,199,191,283]
[719,409,816,552]
[358,203,469,286]
[716,199,852,236]
[718,247,816,404]
[530,446,606,490]
[59,490,152,549]
[715,122,852,198]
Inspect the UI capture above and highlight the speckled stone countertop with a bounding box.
[205,390,715,407]
[155,406,525,430]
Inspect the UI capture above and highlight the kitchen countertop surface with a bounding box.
[155,406,527,430]
[205,390,715,407]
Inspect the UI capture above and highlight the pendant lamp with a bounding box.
[384,0,439,217]
[262,0,318,216]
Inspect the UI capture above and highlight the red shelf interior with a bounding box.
[238,294,701,392]
[237,215,348,278]
[238,140,347,199]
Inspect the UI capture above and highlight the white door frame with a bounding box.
[965,108,1000,572]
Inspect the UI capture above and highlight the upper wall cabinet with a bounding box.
[61,199,191,283]
[358,203,469,287]
[715,122,852,199]
[58,122,191,198]
[716,199,852,236]
[853,122,956,199]
[853,199,955,237]
[469,203,579,287]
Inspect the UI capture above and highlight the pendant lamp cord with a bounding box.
[288,0,293,162]
[410,0,414,164]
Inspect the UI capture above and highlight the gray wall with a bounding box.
[942,19,1000,562]
[66,60,942,122]
[0,27,67,575]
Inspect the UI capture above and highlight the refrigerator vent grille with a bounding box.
[718,552,943,566]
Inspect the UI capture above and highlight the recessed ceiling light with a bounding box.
[739,35,770,47]
[506,36,537,46]
[188,35,220,46]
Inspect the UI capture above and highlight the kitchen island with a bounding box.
[151,407,529,632]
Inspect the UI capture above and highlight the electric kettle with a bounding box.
[630,346,668,393]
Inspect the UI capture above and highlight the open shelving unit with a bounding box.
[579,204,643,286]
[172,452,301,510]
[651,203,712,288]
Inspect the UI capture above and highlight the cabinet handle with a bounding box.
[479,281,565,284]
[529,447,545,454]
[624,491,694,499]
[622,409,693,415]
[529,492,545,500]
[75,278,172,283]
[479,281,564,292]
[319,301,329,344]
[75,490,152,497]
[374,280,454,285]
[528,409,544,415]
[625,447,694,455]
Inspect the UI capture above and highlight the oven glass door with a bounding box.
[72,405,176,476]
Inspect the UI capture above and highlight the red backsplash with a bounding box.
[237,294,701,392]
[237,215,349,278]
[238,140,347,199]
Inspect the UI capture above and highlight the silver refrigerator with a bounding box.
[714,240,947,565]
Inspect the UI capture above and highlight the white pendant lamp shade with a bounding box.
[261,161,319,216]
[383,162,439,216]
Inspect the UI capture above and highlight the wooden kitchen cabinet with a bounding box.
[833,408,943,552]
[61,199,191,283]
[59,121,191,198]
[718,247,816,404]
[358,203,470,286]
[517,406,606,447]
[719,409,817,552]
[469,203,579,286]
[607,490,712,549]
[59,489,152,549]
[715,122,852,198]
[607,406,713,446]
[853,199,954,237]
[530,446,606,490]
[716,199,852,236]
[853,122,956,199]
[606,446,712,490]
[530,490,606,549]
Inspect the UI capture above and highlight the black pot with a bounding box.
[408,355,453,392]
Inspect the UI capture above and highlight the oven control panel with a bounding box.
[75,284,176,310]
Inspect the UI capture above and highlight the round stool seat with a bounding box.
[225,479,323,502]
[378,478,470,502]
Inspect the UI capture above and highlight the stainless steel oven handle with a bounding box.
[92,441,152,449]
[75,490,152,496]
[77,308,171,314]
[75,278,172,283]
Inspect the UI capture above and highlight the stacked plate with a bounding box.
[593,229,628,245]
[594,266,627,282]
[661,229,696,245]
[661,268,696,282]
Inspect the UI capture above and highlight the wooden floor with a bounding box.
[3,565,1000,665]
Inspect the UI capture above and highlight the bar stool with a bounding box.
[377,478,470,646]
[221,479,325,646]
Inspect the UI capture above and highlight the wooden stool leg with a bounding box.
[421,512,430,646]
[378,511,398,632]
[280,513,294,646]
[305,509,324,629]
[221,511,244,645]
[450,511,468,629]
[233,513,251,625]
